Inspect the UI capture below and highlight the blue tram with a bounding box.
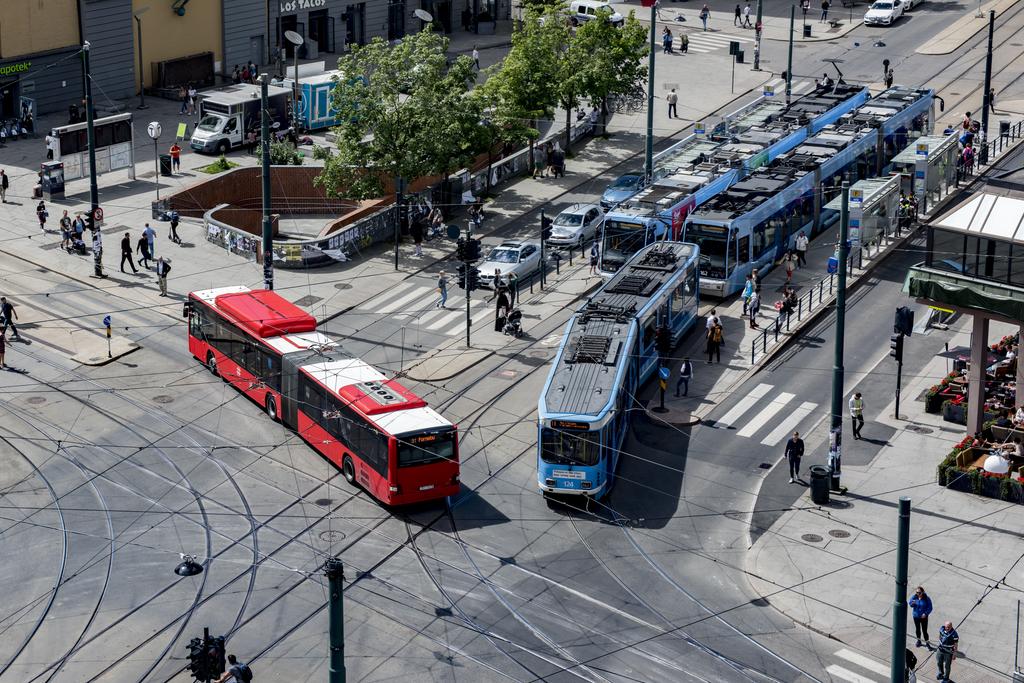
[537,242,700,498]
[684,86,935,297]
[597,82,869,276]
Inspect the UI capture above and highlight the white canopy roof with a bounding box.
[932,193,1024,243]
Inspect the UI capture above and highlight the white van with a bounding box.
[569,0,625,26]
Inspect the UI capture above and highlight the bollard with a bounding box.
[751,341,755,364]
[798,298,803,320]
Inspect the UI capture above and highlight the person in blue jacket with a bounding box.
[909,585,933,648]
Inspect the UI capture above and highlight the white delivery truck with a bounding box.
[190,83,291,155]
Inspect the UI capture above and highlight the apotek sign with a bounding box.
[0,61,31,77]
[279,0,326,12]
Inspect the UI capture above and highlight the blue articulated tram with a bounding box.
[537,241,700,498]
[684,86,935,297]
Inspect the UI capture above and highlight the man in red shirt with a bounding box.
[169,142,182,173]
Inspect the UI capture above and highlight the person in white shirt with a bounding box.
[794,231,809,267]
[706,309,719,331]
[849,392,865,439]
[472,46,480,69]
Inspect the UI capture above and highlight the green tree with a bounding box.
[314,30,479,201]
[570,10,648,144]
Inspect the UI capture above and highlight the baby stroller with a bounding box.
[69,236,88,255]
[503,309,523,337]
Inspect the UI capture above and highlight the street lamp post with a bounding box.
[147,121,161,201]
[643,0,656,180]
[828,182,850,493]
[133,7,150,110]
[284,30,304,133]
[753,0,764,71]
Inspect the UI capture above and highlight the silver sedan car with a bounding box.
[547,203,605,248]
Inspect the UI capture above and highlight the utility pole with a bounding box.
[325,558,346,683]
[643,0,657,180]
[260,74,274,290]
[828,183,849,492]
[83,42,104,278]
[465,223,472,348]
[753,0,764,71]
[786,5,795,104]
[980,9,995,164]
[889,497,911,683]
[394,179,403,271]
[540,208,549,289]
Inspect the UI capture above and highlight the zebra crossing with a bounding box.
[361,279,502,339]
[711,382,821,446]
[681,30,752,54]
[826,648,892,682]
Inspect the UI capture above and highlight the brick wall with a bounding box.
[210,206,279,237]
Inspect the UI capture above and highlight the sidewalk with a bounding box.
[745,314,1022,682]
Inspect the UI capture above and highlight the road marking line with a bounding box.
[736,392,794,437]
[377,284,429,314]
[760,401,818,445]
[716,383,772,427]
[825,664,879,683]
[835,649,890,677]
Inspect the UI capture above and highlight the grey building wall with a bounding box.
[222,0,270,77]
[81,0,135,104]
[0,48,84,118]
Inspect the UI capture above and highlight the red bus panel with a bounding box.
[215,290,317,338]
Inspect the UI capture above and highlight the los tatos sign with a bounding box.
[279,0,326,12]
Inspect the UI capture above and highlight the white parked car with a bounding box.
[476,241,544,289]
[864,0,905,25]
[548,203,605,248]
[569,0,624,27]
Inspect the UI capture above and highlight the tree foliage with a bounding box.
[315,30,480,199]
[574,10,648,109]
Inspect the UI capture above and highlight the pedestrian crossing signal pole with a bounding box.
[260,74,274,290]
[828,182,849,492]
[753,0,764,71]
[786,5,795,104]
[642,0,656,180]
[325,558,346,683]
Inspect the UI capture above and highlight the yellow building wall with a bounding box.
[0,0,80,59]
[132,0,223,89]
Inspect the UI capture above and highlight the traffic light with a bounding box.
[890,333,904,362]
[206,635,226,679]
[456,263,468,290]
[894,306,914,337]
[655,325,672,354]
[466,238,482,261]
[541,212,553,241]
[467,267,480,291]
[455,238,466,262]
[185,637,208,681]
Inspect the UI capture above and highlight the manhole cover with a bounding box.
[293,295,323,307]
[153,395,174,404]
[905,425,933,434]
[828,529,851,538]
[314,498,333,506]
[518,355,548,367]
[26,396,46,405]
[759,462,773,469]
[334,283,352,290]
[528,350,550,359]
[318,530,346,543]
[490,369,520,379]
[801,533,823,543]
[435,607,453,617]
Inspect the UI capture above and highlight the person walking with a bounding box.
[155,257,171,296]
[589,242,599,276]
[700,4,710,30]
[784,250,796,284]
[961,143,975,175]
[909,586,933,648]
[214,654,253,682]
[662,28,672,53]
[507,272,519,309]
[168,211,182,244]
[795,230,809,267]
[411,218,423,257]
[675,357,693,397]
[472,46,481,70]
[935,621,958,681]
[59,210,72,251]
[820,0,830,21]
[849,391,865,439]
[751,267,762,294]
[120,233,138,273]
[667,89,679,119]
[169,142,182,173]
[785,431,804,483]
[143,222,157,260]
[137,234,153,269]
[36,201,48,233]
[45,132,56,160]
[742,3,753,27]
[989,87,997,114]
[680,32,689,53]
[0,169,8,203]
[187,84,197,116]
[884,67,894,89]
[705,308,720,333]
[748,289,761,329]
[706,320,723,364]
[0,297,20,341]
[0,331,5,368]
[179,85,189,114]
[436,270,449,309]
[734,3,742,25]
[741,275,754,316]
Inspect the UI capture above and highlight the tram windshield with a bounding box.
[601,221,649,272]
[690,231,728,279]
[540,428,600,466]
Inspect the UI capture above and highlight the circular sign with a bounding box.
[414,8,433,21]
[147,121,161,140]
[103,315,111,327]
[93,207,104,222]
[446,224,461,240]
[284,30,304,46]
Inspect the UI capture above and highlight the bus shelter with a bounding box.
[824,174,901,246]
[890,133,959,214]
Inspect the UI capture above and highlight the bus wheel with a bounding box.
[265,394,278,421]
[342,457,356,485]
[206,353,218,376]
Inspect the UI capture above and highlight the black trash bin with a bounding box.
[809,465,830,505]
[803,24,812,38]
[159,154,173,176]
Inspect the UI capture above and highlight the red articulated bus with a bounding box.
[184,286,460,505]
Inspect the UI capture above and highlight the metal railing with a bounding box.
[956,120,1024,183]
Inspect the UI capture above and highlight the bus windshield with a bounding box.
[397,429,456,467]
[540,428,600,466]
[601,222,649,272]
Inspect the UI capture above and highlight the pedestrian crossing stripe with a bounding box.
[681,31,753,53]
[835,649,889,677]
[710,383,822,446]
[825,665,878,683]
[358,280,508,338]
[825,647,890,682]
